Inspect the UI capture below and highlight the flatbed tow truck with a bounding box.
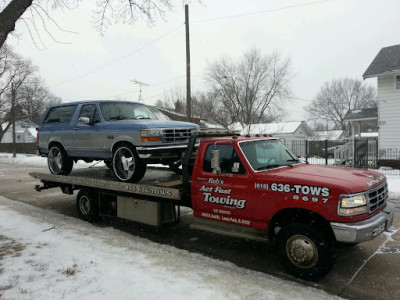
[30,131,395,280]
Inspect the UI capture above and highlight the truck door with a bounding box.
[192,143,252,227]
[71,104,104,157]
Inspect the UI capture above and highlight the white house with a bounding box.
[363,44,400,151]
[229,121,314,156]
[1,120,38,143]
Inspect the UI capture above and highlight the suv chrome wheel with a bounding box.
[112,145,146,182]
[48,145,73,175]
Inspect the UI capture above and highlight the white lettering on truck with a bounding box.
[203,192,247,209]
[254,182,330,204]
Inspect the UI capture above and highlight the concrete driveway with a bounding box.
[0,162,399,300]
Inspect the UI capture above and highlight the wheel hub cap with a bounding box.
[287,235,318,268]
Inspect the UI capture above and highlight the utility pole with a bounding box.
[11,82,16,158]
[185,4,191,121]
[131,79,149,102]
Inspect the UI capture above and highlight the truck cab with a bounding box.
[190,135,394,279]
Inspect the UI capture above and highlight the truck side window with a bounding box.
[203,144,245,174]
[80,104,100,124]
[44,105,76,124]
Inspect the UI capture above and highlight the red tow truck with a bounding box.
[30,131,395,280]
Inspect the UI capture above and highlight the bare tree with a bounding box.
[93,0,173,35]
[0,0,176,49]
[0,45,36,141]
[0,0,33,49]
[306,78,377,130]
[16,76,61,123]
[160,84,186,111]
[205,48,292,129]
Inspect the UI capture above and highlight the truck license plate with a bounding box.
[372,222,386,237]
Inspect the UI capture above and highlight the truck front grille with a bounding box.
[367,182,388,213]
[162,128,194,143]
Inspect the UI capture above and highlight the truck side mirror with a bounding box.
[211,150,221,175]
[78,117,90,125]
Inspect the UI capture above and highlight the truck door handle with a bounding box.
[73,127,80,130]
[196,178,207,181]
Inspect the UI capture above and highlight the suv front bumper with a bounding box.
[330,201,395,243]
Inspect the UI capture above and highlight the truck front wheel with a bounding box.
[112,144,146,182]
[76,189,99,222]
[276,223,334,280]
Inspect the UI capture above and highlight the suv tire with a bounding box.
[112,144,146,182]
[47,145,73,175]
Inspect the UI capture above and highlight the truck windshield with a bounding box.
[100,102,157,121]
[239,139,301,171]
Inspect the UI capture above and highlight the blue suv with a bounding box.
[38,100,199,182]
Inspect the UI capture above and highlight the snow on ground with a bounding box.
[0,198,342,300]
[0,153,399,299]
[0,153,104,168]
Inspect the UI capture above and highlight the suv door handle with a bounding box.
[73,127,80,130]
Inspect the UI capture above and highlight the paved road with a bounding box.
[0,163,399,300]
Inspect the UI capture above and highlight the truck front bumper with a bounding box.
[330,201,395,244]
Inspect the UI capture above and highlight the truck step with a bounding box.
[190,218,269,243]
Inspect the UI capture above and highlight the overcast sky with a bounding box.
[7,0,400,121]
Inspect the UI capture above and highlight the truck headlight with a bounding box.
[140,129,161,142]
[338,193,368,216]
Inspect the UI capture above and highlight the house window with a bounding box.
[396,75,400,89]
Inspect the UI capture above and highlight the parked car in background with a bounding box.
[38,100,199,182]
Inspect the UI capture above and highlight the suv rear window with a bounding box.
[44,105,76,124]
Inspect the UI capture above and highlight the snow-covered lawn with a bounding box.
[0,197,342,300]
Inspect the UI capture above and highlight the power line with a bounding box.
[191,0,332,23]
[48,1,332,90]
[48,24,184,88]
[47,1,333,99]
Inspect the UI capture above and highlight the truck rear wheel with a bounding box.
[112,144,146,182]
[48,145,73,175]
[76,189,99,222]
[276,223,334,281]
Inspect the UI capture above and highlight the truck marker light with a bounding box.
[141,136,161,142]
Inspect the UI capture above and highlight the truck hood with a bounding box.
[266,164,386,193]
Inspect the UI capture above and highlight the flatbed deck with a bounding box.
[30,166,182,201]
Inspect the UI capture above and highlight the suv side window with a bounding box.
[79,104,100,124]
[203,144,245,174]
[44,105,76,124]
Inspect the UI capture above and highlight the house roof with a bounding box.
[229,121,313,136]
[343,108,378,122]
[1,120,38,130]
[311,130,345,141]
[363,44,400,79]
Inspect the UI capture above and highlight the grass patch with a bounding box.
[0,235,25,293]
[0,235,25,260]
[61,263,78,277]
